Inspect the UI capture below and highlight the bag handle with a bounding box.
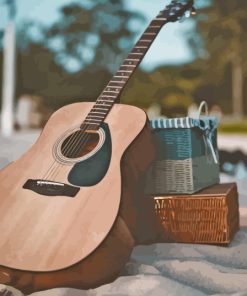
[197,101,209,119]
[197,101,219,164]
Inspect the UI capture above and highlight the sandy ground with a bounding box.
[218,134,247,153]
[1,130,247,296]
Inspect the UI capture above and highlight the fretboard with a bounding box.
[81,15,168,130]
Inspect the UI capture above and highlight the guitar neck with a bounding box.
[82,15,168,129]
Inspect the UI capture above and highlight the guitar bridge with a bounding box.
[23,179,80,197]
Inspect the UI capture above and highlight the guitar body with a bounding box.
[0,102,156,293]
[0,2,194,292]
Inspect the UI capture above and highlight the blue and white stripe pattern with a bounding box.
[151,117,219,130]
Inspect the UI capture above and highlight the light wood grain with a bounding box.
[0,102,146,272]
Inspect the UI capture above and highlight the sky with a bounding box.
[0,0,196,71]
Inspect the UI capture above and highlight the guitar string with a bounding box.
[42,98,109,180]
[43,123,90,180]
[45,130,95,181]
[48,132,92,181]
[43,58,151,181]
[43,60,152,181]
[43,135,91,181]
[42,109,104,181]
[43,99,112,181]
[64,106,111,158]
[42,23,164,181]
[53,85,129,165]
[43,123,94,180]
[46,129,94,181]
[31,3,94,180]
[35,6,192,181]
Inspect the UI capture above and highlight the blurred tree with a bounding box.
[0,1,145,114]
[121,64,202,117]
[189,0,247,117]
[46,0,144,73]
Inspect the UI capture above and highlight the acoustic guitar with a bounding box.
[0,0,194,293]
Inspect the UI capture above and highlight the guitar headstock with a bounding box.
[160,0,195,23]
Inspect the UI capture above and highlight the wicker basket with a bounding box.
[153,183,239,244]
[146,102,220,195]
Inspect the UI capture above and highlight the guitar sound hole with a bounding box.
[61,131,100,159]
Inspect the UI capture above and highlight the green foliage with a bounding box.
[2,0,246,120]
[3,1,145,112]
[189,0,247,76]
[187,0,247,115]
[219,121,247,134]
[121,65,200,116]
[46,0,145,73]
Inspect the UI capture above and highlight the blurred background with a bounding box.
[0,0,247,185]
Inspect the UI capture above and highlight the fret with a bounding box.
[87,115,105,119]
[139,39,152,43]
[129,52,144,55]
[96,103,112,107]
[117,70,132,73]
[99,98,115,102]
[121,64,136,68]
[96,100,113,104]
[90,111,107,115]
[104,88,120,93]
[104,88,119,93]
[111,78,128,83]
[84,120,102,124]
[101,95,116,99]
[102,92,117,95]
[111,80,126,83]
[92,107,109,111]
[98,101,114,105]
[125,58,140,62]
[95,107,111,111]
[115,71,130,77]
[135,46,148,49]
[94,103,110,107]
[106,84,122,89]
[143,33,156,35]
[155,18,167,21]
[107,83,124,88]
[114,75,129,79]
[85,118,102,122]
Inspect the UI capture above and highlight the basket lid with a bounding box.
[150,116,219,130]
[150,101,219,131]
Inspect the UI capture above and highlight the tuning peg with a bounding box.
[191,6,196,16]
[184,6,196,18]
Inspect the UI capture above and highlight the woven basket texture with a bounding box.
[153,183,239,244]
[146,123,220,194]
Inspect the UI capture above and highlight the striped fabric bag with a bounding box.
[146,101,220,195]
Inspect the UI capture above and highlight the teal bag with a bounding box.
[147,101,220,195]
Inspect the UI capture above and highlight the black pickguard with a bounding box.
[68,123,112,187]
